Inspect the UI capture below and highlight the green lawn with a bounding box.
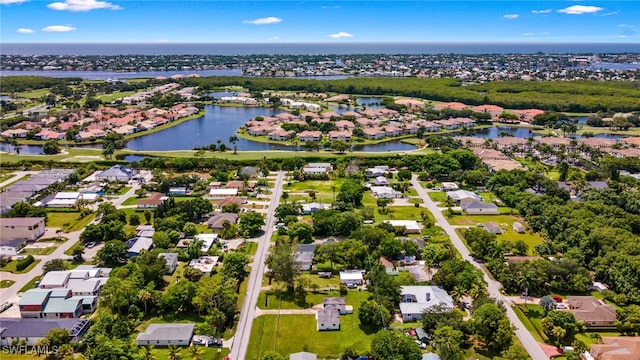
[246,313,375,360]
[513,304,547,342]
[479,192,499,203]
[122,196,143,206]
[374,205,431,223]
[19,275,42,292]
[20,246,56,255]
[96,90,136,103]
[284,179,346,194]
[150,346,228,360]
[0,280,15,288]
[258,287,370,310]
[0,259,40,274]
[46,211,96,231]
[428,192,447,203]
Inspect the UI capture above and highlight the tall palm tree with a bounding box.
[137,289,152,313]
[167,345,181,360]
[188,345,203,360]
[229,135,239,154]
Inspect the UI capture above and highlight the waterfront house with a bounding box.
[328,130,352,142]
[268,129,294,141]
[299,130,323,142]
[362,127,386,140]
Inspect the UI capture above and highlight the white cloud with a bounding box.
[558,5,603,14]
[47,0,122,12]
[532,9,551,14]
[0,0,28,4]
[42,25,76,32]
[321,6,341,9]
[618,24,637,29]
[601,11,619,16]
[503,14,519,19]
[16,27,35,33]
[522,32,535,36]
[327,31,353,39]
[617,35,628,38]
[243,17,282,25]
[268,36,280,41]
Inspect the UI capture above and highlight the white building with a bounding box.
[316,309,340,331]
[399,286,454,322]
[209,188,239,199]
[194,233,218,252]
[339,270,364,285]
[189,256,219,275]
[383,220,422,234]
[371,186,402,199]
[136,323,195,346]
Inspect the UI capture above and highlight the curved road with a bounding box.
[411,175,548,360]
[230,171,285,360]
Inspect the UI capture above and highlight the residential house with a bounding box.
[399,286,454,322]
[209,188,239,199]
[294,244,316,271]
[126,237,153,257]
[299,130,323,142]
[373,176,389,186]
[335,120,355,130]
[371,186,402,199]
[290,352,318,360]
[189,256,219,275]
[168,187,187,196]
[206,213,239,230]
[513,222,526,233]
[323,297,353,315]
[238,166,259,178]
[383,220,422,234]
[193,234,217,252]
[421,354,443,360]
[96,165,137,182]
[441,182,459,191]
[433,102,468,111]
[362,127,386,140]
[136,323,195,346]
[512,109,545,123]
[0,238,25,256]
[461,201,499,215]
[328,130,352,142]
[19,288,83,319]
[472,104,504,119]
[483,222,503,234]
[269,129,295,141]
[34,130,65,140]
[494,137,528,150]
[566,296,617,327]
[303,162,333,175]
[216,197,247,209]
[0,318,90,346]
[365,166,389,177]
[316,309,340,331]
[159,253,178,274]
[137,193,166,210]
[0,217,46,242]
[446,190,481,204]
[589,337,640,360]
[301,202,331,215]
[339,270,364,285]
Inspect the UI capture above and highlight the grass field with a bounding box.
[428,192,447,203]
[0,280,15,288]
[19,275,42,292]
[513,304,547,342]
[247,312,375,360]
[46,211,96,231]
[449,214,543,254]
[0,259,40,274]
[20,246,56,255]
[374,205,430,223]
[258,286,369,310]
[96,90,136,103]
[122,196,142,206]
[150,347,228,360]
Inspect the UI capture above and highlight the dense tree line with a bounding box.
[182,76,640,112]
[1,76,82,93]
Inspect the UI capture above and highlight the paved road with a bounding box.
[0,230,82,312]
[411,175,548,360]
[230,171,285,360]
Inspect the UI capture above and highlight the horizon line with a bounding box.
[3,41,640,45]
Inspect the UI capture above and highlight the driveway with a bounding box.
[411,175,548,360]
[229,171,285,360]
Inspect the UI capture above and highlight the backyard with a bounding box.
[46,211,96,232]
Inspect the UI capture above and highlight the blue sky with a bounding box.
[1,0,638,43]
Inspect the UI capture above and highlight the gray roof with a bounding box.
[159,253,178,265]
[588,181,608,189]
[317,309,340,324]
[127,237,153,254]
[461,200,498,211]
[323,297,346,306]
[296,244,317,253]
[96,165,135,179]
[42,297,81,313]
[136,323,195,342]
[290,352,318,360]
[0,318,88,338]
[206,213,239,229]
[66,278,100,294]
[40,271,71,287]
[0,238,26,248]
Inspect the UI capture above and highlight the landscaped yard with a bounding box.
[258,287,370,310]
[20,246,56,255]
[0,259,40,274]
[374,205,432,223]
[150,346,228,360]
[0,280,15,288]
[246,312,374,360]
[122,196,143,206]
[428,191,447,203]
[19,275,42,292]
[46,211,96,231]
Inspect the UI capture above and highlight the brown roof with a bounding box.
[590,337,640,360]
[379,256,394,269]
[206,213,239,229]
[216,197,247,208]
[137,193,164,206]
[566,296,617,323]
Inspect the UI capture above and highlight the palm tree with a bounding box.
[137,289,152,313]
[188,345,203,360]
[168,345,181,360]
[552,326,566,344]
[229,135,239,154]
[139,345,157,360]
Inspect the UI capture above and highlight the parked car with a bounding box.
[86,242,96,248]
[346,283,358,289]
[414,340,427,349]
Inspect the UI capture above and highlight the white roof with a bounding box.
[46,199,78,206]
[399,286,454,315]
[446,190,480,201]
[194,233,218,251]
[189,256,219,273]
[129,237,153,254]
[383,220,422,231]
[40,271,70,287]
[80,193,99,201]
[209,188,238,196]
[54,192,80,199]
[370,186,399,195]
[303,167,328,173]
[339,271,364,280]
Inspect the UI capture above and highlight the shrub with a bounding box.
[16,255,35,271]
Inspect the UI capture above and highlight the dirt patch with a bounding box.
[61,156,103,162]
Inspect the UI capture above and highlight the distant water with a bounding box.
[3,43,640,56]
[0,69,242,80]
